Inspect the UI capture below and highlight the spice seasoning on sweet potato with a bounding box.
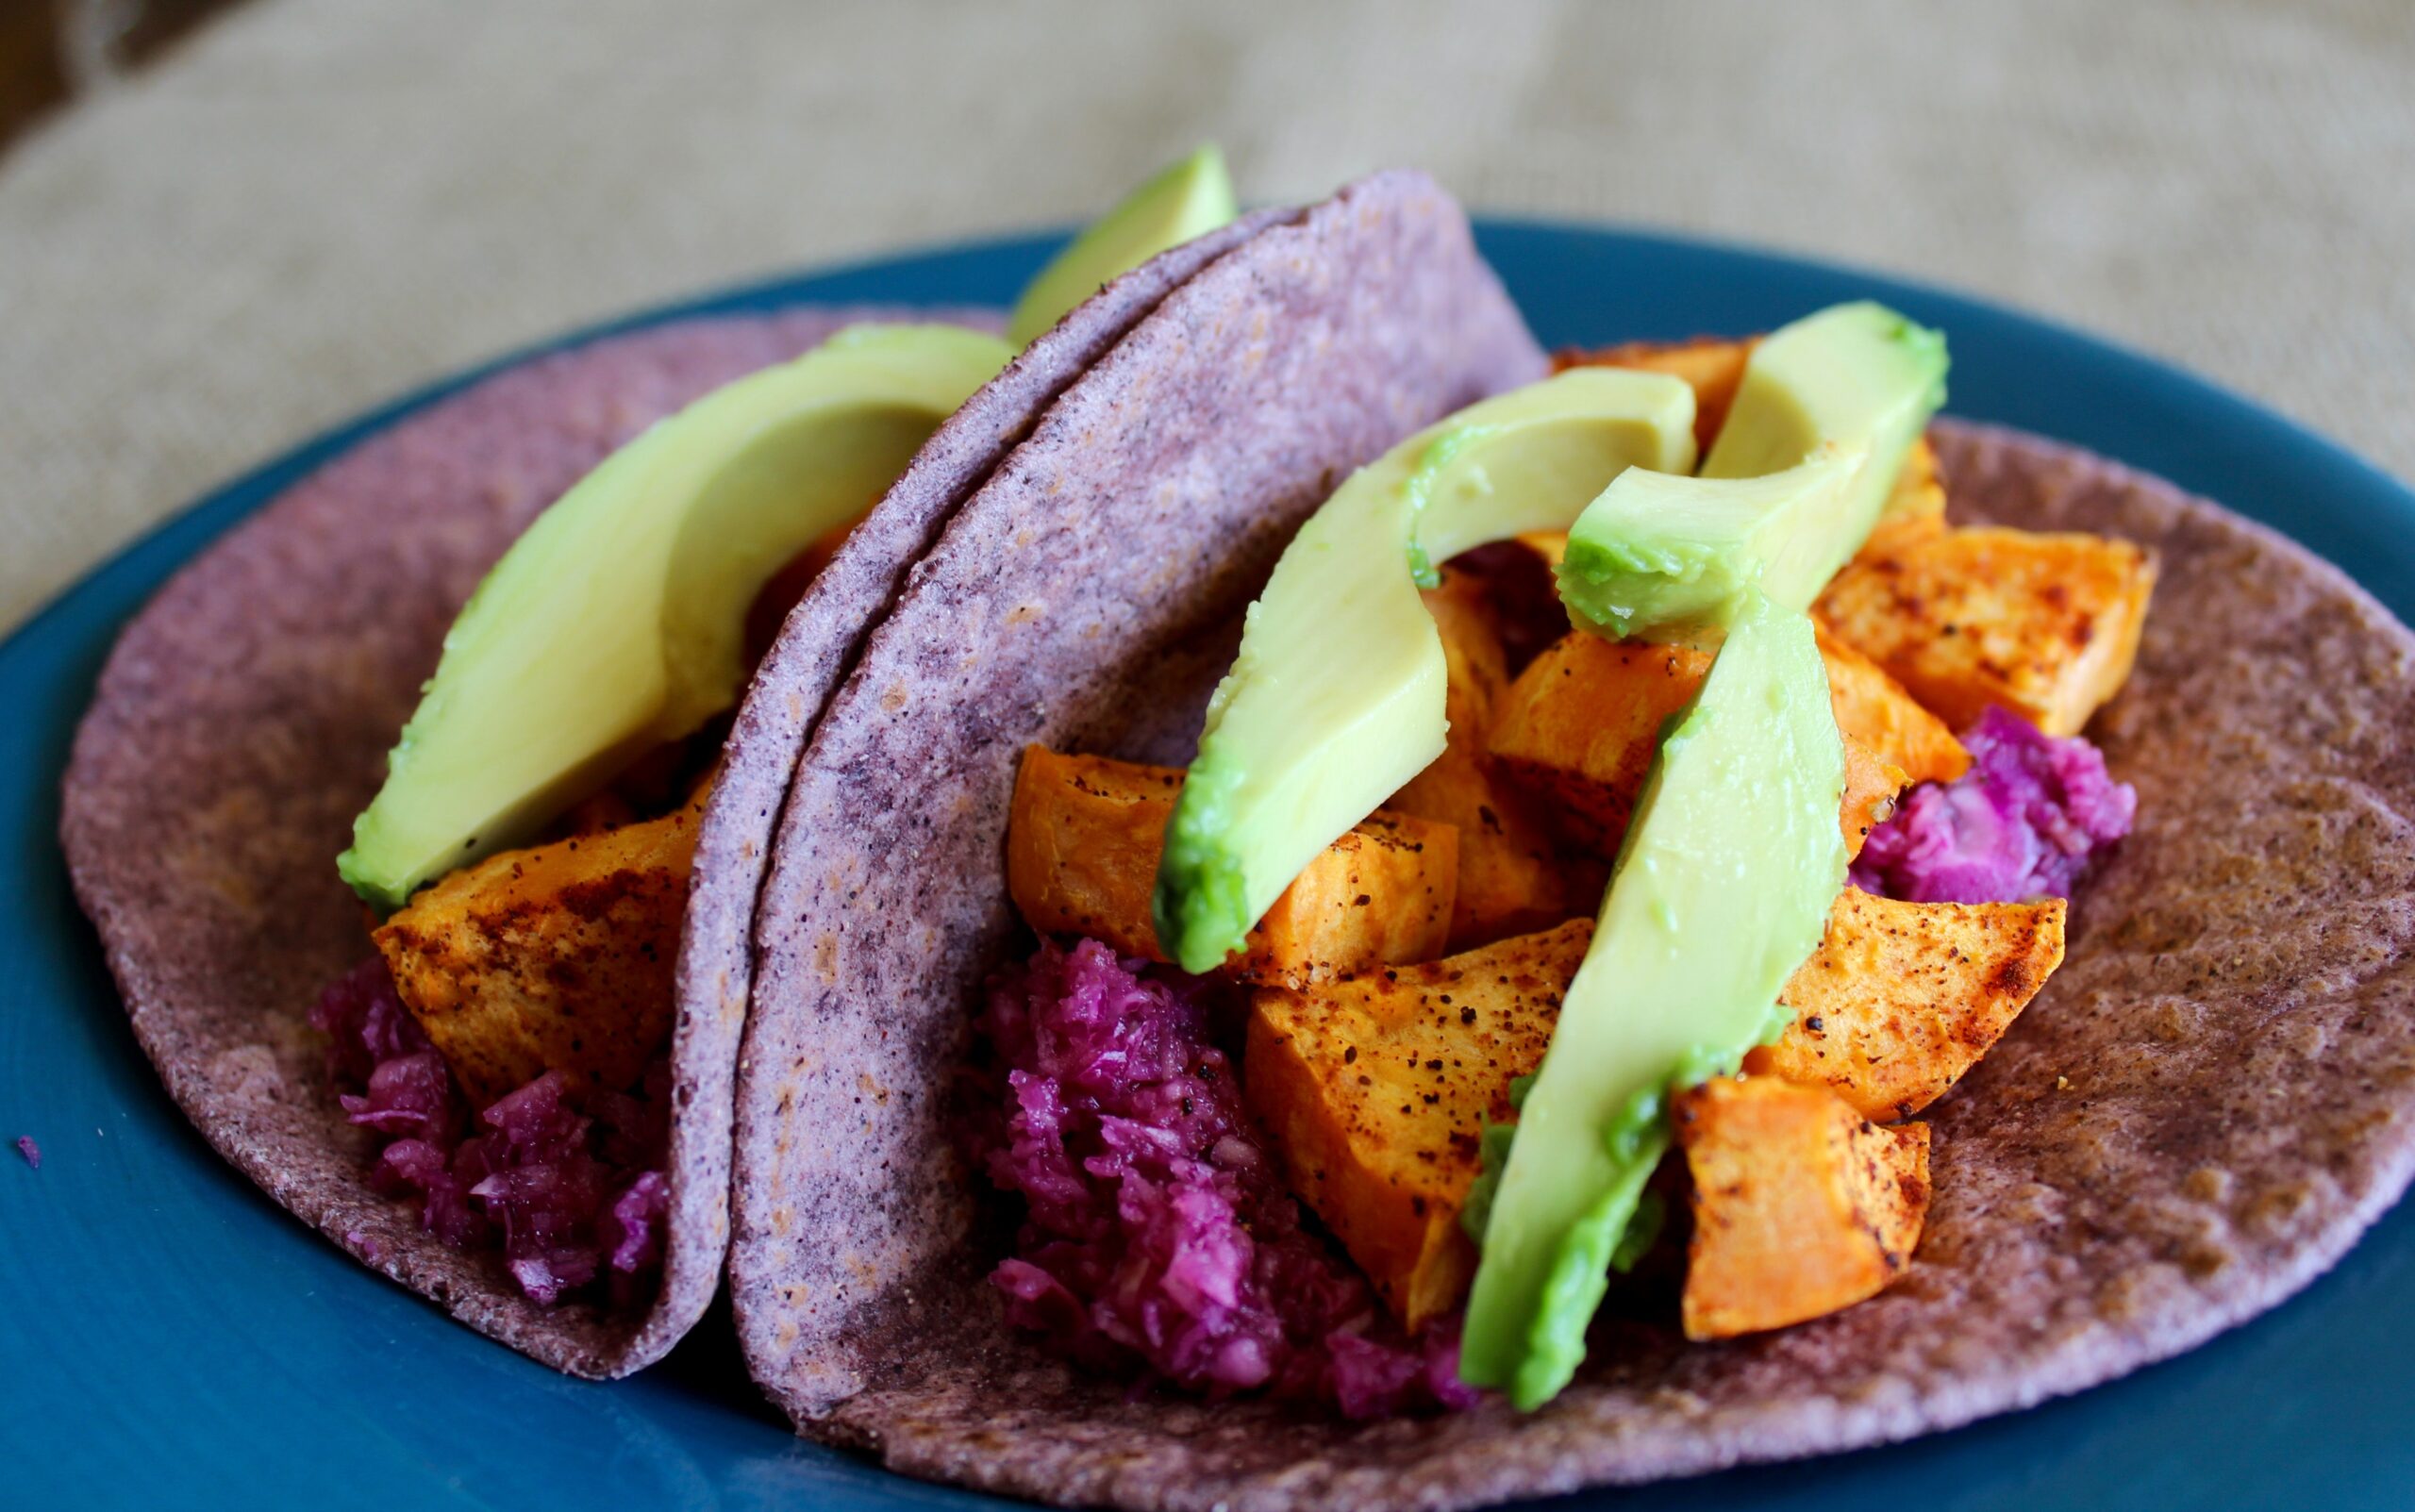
[1245,921,1592,1330]
[1006,746,1457,986]
[374,794,704,1105]
[1490,631,1913,858]
[1750,889,2066,1121]
[1487,634,1706,854]
[1840,745,1912,860]
[1388,570,1589,951]
[1675,1075,1930,1340]
[1817,525,2157,737]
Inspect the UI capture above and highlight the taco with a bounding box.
[729,208,2415,1506]
[59,147,1276,1378]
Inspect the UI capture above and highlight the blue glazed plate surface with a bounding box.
[5,222,2409,1510]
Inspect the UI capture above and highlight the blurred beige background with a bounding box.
[3,0,2409,634]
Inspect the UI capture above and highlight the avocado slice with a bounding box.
[337,324,1016,911]
[1700,299,1948,525]
[1152,368,1698,973]
[1006,143,1238,348]
[1555,442,1866,640]
[1457,306,1946,1405]
[1457,593,1846,1408]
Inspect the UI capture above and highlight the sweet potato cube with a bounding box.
[374,796,703,1105]
[1005,748,1457,987]
[1555,337,1757,454]
[1251,814,1458,989]
[1816,622,1968,784]
[1676,1076,1930,1340]
[1245,921,1592,1330]
[1890,435,1946,520]
[1004,748,1183,960]
[1817,526,2156,737]
[1840,743,1911,860]
[1488,636,1707,854]
[1749,890,2065,1121]
[1854,507,1947,566]
[1423,568,1511,712]
[1390,571,1591,950]
[1849,436,1950,568]
[1490,633,1913,858]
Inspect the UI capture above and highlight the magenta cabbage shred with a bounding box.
[974,939,1476,1419]
[309,956,671,1306]
[1854,706,2137,903]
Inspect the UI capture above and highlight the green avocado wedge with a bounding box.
[1458,300,1952,1409]
[1007,143,1238,348]
[1702,299,1948,523]
[1556,442,1866,640]
[337,324,1016,911]
[1150,368,1697,973]
[341,150,1245,912]
[1556,301,1943,640]
[1457,592,1847,1409]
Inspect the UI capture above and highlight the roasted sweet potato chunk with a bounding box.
[1750,890,2065,1121]
[374,795,703,1105]
[1818,525,2156,737]
[1839,743,1911,860]
[1815,622,1968,784]
[1006,747,1457,987]
[1554,337,1757,454]
[1489,632,1913,858]
[1675,1076,1930,1340]
[1389,571,1591,950]
[1253,815,1458,989]
[1851,436,1948,567]
[1006,748,1182,959]
[1488,635,1705,854]
[1245,921,1592,1330]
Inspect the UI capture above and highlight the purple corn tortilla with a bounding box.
[61,191,1299,1376]
[61,309,914,1376]
[727,169,1547,1426]
[731,341,2415,1508]
[57,304,1024,1379]
[670,208,1288,1366]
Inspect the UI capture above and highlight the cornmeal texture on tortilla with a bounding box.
[733,340,2415,1510]
[726,166,1556,1445]
[61,191,1302,1377]
[58,306,1007,1378]
[667,208,1284,1371]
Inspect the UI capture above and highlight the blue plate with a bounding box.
[5,224,2410,1510]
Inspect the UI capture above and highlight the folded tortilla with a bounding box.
[58,201,1277,1379]
[725,167,1554,1434]
[730,254,2415,1505]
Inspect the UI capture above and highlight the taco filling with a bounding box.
[308,150,1241,1311]
[980,303,2153,1414]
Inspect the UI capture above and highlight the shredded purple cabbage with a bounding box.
[13,1136,38,1171]
[973,938,1476,1419]
[308,957,671,1307]
[1853,706,2137,904]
